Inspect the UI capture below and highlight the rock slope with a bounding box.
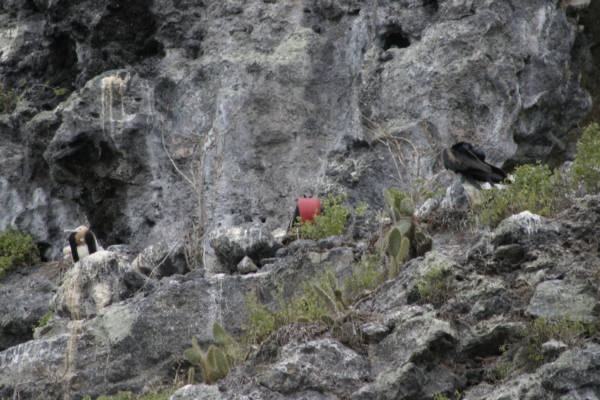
[1,195,599,399]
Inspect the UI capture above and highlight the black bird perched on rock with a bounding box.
[442,142,507,184]
[64,225,101,262]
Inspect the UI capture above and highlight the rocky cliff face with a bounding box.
[0,0,599,399]
[0,0,594,260]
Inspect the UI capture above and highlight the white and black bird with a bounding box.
[63,225,101,262]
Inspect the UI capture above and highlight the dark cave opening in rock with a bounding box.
[46,33,78,89]
[378,24,411,50]
[423,0,439,14]
[577,1,600,124]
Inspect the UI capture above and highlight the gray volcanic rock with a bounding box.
[256,339,370,397]
[53,250,136,319]
[527,279,597,322]
[0,262,59,351]
[0,270,262,399]
[209,224,282,272]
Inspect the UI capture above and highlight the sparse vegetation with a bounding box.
[183,323,244,384]
[343,254,385,301]
[242,259,384,348]
[477,163,563,226]
[484,344,512,384]
[415,264,451,308]
[432,390,462,400]
[294,194,350,240]
[36,311,55,329]
[0,86,17,114]
[572,122,600,194]
[522,317,595,369]
[84,390,175,400]
[476,122,600,227]
[0,226,39,277]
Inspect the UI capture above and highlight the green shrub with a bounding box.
[572,123,600,194]
[97,392,132,400]
[0,87,17,114]
[295,194,349,240]
[0,227,39,277]
[416,264,451,307]
[242,290,277,345]
[432,391,462,400]
[522,317,595,369]
[478,163,562,226]
[36,311,55,329]
[243,265,380,346]
[343,254,385,300]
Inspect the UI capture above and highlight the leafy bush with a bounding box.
[572,122,600,194]
[478,163,563,226]
[0,227,39,277]
[295,194,349,240]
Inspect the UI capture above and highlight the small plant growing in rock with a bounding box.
[242,289,277,345]
[521,317,595,370]
[0,226,39,277]
[0,86,17,114]
[343,254,385,301]
[432,390,462,400]
[572,122,600,194]
[243,267,377,349]
[295,194,349,240]
[96,392,132,400]
[183,323,243,384]
[36,311,55,329]
[415,264,451,308]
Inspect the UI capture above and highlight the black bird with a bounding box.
[442,142,507,184]
[66,225,100,262]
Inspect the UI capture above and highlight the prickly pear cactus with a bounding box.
[380,187,431,278]
[183,323,242,384]
[383,188,415,222]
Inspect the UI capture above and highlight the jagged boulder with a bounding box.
[53,251,129,319]
[0,262,59,350]
[0,270,262,399]
[353,305,460,400]
[131,242,188,278]
[256,339,370,397]
[465,344,600,399]
[170,384,222,400]
[527,280,597,322]
[209,224,283,273]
